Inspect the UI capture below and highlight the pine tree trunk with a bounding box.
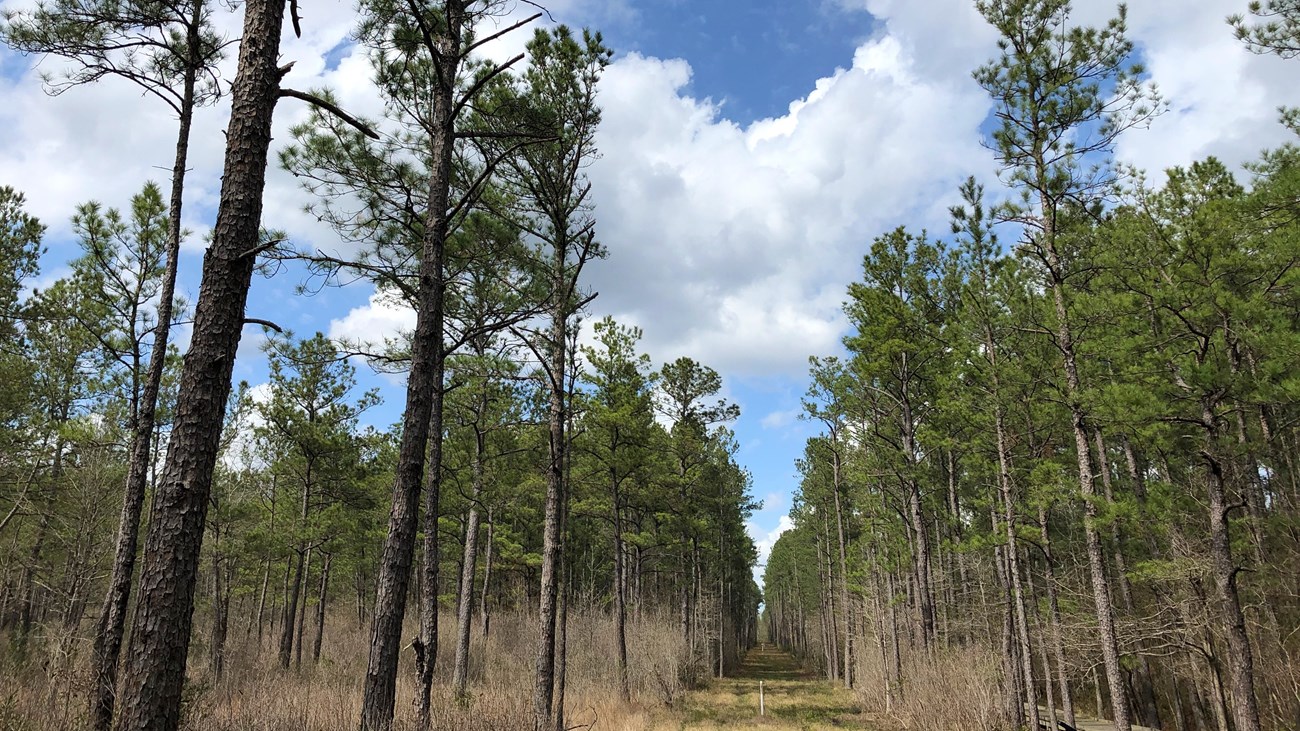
[986,326,1040,731]
[1046,258,1131,731]
[993,510,1024,731]
[294,546,311,669]
[209,536,228,682]
[532,245,568,731]
[312,551,331,664]
[611,477,630,701]
[279,550,304,669]
[1039,505,1075,728]
[452,421,485,697]
[1201,402,1262,731]
[256,559,270,644]
[16,508,50,657]
[360,7,461,730]
[552,564,570,731]
[89,20,198,723]
[901,409,935,649]
[884,567,902,705]
[831,447,852,688]
[111,0,285,721]
[481,509,492,639]
[552,452,572,731]
[416,383,445,719]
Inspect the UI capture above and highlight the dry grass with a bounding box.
[642,644,878,730]
[853,646,1007,731]
[0,606,699,731]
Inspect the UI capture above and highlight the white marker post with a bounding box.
[760,680,765,716]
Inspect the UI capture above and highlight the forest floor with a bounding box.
[649,644,878,730]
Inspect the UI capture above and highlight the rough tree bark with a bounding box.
[1042,230,1131,731]
[111,0,287,724]
[532,265,567,729]
[89,11,199,723]
[1201,401,1262,731]
[359,4,461,729]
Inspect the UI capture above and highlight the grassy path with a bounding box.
[651,644,876,729]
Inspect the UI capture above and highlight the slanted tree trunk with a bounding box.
[87,3,202,726]
[255,558,270,644]
[111,0,287,723]
[360,6,462,730]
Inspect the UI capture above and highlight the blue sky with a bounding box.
[2,0,1298,584]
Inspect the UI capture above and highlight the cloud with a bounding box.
[749,514,795,569]
[1114,0,1299,179]
[585,34,992,377]
[328,289,416,351]
[760,407,802,430]
[2,0,1296,388]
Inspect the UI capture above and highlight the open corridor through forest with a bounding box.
[2,0,1299,730]
[655,644,873,730]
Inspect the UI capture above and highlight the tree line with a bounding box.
[766,2,1300,731]
[0,2,759,730]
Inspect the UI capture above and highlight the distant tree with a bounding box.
[256,333,377,669]
[579,317,657,702]
[0,188,45,536]
[9,277,103,657]
[656,356,739,665]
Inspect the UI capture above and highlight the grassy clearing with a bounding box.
[648,645,878,730]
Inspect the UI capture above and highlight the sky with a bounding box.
[1,0,1297,585]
